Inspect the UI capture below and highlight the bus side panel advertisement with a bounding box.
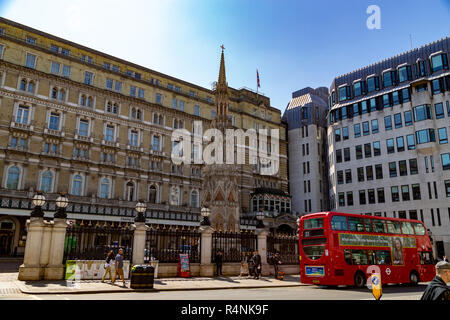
[305,266,325,277]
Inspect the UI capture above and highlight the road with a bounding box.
[0,283,426,300]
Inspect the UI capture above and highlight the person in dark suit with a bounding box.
[252,250,262,279]
[215,250,223,276]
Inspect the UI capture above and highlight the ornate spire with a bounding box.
[217,45,227,89]
[214,45,230,126]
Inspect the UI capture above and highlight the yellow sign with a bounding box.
[371,273,382,300]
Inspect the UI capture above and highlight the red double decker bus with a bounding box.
[299,212,435,287]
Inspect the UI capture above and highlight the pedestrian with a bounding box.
[252,250,262,279]
[273,252,282,279]
[247,252,254,279]
[239,252,249,278]
[215,249,223,277]
[101,250,115,283]
[112,248,126,287]
[420,260,450,300]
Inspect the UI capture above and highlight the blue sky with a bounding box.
[1,0,449,113]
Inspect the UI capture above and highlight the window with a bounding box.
[417,60,427,77]
[372,220,386,233]
[375,164,383,179]
[345,169,352,184]
[357,167,364,182]
[438,127,448,144]
[6,166,20,190]
[383,94,390,108]
[152,136,160,151]
[338,86,350,102]
[130,85,136,97]
[156,93,162,104]
[362,121,369,136]
[386,221,401,234]
[106,78,113,89]
[138,88,145,98]
[389,162,397,177]
[25,53,36,68]
[371,119,378,134]
[353,81,363,97]
[100,178,110,199]
[409,159,418,175]
[401,185,410,201]
[364,143,371,158]
[114,81,122,93]
[367,76,379,92]
[394,113,402,128]
[62,65,71,77]
[359,190,366,205]
[416,129,435,144]
[78,119,89,136]
[441,153,450,170]
[353,103,359,116]
[393,90,400,104]
[391,186,399,202]
[432,79,443,95]
[344,148,350,162]
[412,184,421,200]
[386,139,395,154]
[347,192,354,206]
[51,61,60,74]
[179,101,185,111]
[369,98,377,111]
[413,104,432,122]
[401,88,410,103]
[354,124,361,138]
[338,193,345,206]
[431,53,448,73]
[398,65,412,82]
[16,105,29,124]
[407,134,415,150]
[396,136,405,152]
[383,70,395,87]
[348,217,365,232]
[105,125,114,142]
[40,171,53,193]
[84,72,93,85]
[194,105,200,116]
[336,149,342,163]
[384,116,392,131]
[445,180,450,197]
[49,113,60,130]
[129,130,138,146]
[342,127,349,140]
[366,166,373,181]
[72,175,83,196]
[404,111,413,126]
[361,101,368,114]
[399,160,407,176]
[435,103,444,119]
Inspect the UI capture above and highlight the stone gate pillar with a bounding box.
[18,217,46,280]
[131,222,149,265]
[39,220,54,278]
[256,228,270,276]
[199,225,214,277]
[45,218,70,280]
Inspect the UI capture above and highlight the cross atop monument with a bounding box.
[220,44,225,51]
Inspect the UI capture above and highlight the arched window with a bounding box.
[131,108,136,119]
[87,96,93,108]
[149,185,157,203]
[80,95,86,106]
[100,178,110,199]
[137,109,141,120]
[153,113,158,123]
[51,87,58,99]
[106,101,112,113]
[20,79,27,91]
[190,190,199,208]
[126,181,134,201]
[158,115,163,125]
[58,89,65,101]
[113,103,118,114]
[28,81,35,93]
[71,174,83,196]
[6,166,20,190]
[41,171,53,193]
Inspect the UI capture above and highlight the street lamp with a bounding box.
[30,191,46,217]
[135,200,147,223]
[200,207,211,226]
[256,211,265,229]
[54,193,69,219]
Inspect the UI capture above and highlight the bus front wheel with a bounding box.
[354,272,366,288]
[409,271,419,286]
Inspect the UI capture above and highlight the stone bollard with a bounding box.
[131,222,149,265]
[39,220,54,279]
[44,218,70,280]
[18,217,46,280]
[199,225,214,277]
[256,228,270,276]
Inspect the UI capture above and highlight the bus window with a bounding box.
[386,221,401,234]
[304,218,324,229]
[401,222,415,235]
[331,215,348,230]
[364,219,373,232]
[351,250,368,265]
[303,245,325,260]
[372,220,387,233]
[348,217,365,232]
[376,250,392,265]
[367,250,376,264]
[413,223,426,235]
[419,251,434,265]
[344,249,352,265]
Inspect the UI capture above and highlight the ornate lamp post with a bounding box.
[200,207,211,226]
[256,211,265,229]
[54,193,69,219]
[31,192,46,217]
[135,200,147,223]
[296,217,300,235]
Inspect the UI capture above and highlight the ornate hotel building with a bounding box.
[327,37,450,258]
[0,18,291,257]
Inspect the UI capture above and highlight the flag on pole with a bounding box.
[257,69,260,88]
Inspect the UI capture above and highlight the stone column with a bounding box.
[39,220,54,279]
[256,228,270,276]
[199,225,214,277]
[131,222,149,265]
[18,217,45,280]
[44,218,69,280]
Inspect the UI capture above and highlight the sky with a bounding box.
[1,0,449,113]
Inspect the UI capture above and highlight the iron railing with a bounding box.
[211,231,257,263]
[267,233,299,265]
[144,226,201,263]
[63,222,134,262]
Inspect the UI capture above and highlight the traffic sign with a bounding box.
[371,273,382,300]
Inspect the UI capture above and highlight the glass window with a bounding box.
[416,129,435,144]
[383,94,390,108]
[344,249,352,265]
[413,104,432,122]
[78,120,89,136]
[356,145,362,159]
[62,65,71,77]
[6,166,20,190]
[370,98,377,111]
[16,106,29,124]
[386,221,401,234]
[392,91,400,105]
[435,103,444,119]
[344,148,350,162]
[342,127,349,140]
[384,116,392,130]
[407,134,415,150]
[303,218,324,229]
[432,79,442,95]
[51,61,60,74]
[396,136,405,152]
[49,113,60,130]
[367,76,379,92]
[389,162,397,177]
[383,71,394,87]
[391,186,399,202]
[376,251,392,265]
[398,65,411,82]
[413,223,426,235]
[357,167,364,182]
[375,164,383,179]
[368,189,375,204]
[445,180,450,197]
[354,124,361,138]
[194,105,200,116]
[25,53,36,68]
[339,86,349,102]
[412,184,421,200]
[431,53,447,73]
[363,122,369,135]
[373,141,380,156]
[364,143,371,158]
[334,128,341,142]
[371,119,379,133]
[404,111,413,126]
[359,190,366,205]
[366,166,373,181]
[441,153,450,170]
[361,101,368,114]
[303,246,325,260]
[41,171,53,193]
[386,139,395,154]
[401,222,415,235]
[155,93,162,104]
[401,185,410,201]
[394,113,402,128]
[438,127,448,144]
[353,103,359,116]
[72,174,83,196]
[353,82,362,97]
[331,215,348,231]
[348,217,365,232]
[409,158,418,175]
[106,78,113,89]
[114,81,122,92]
[84,72,93,85]
[401,88,410,103]
[100,178,110,198]
[351,250,368,265]
[372,220,387,233]
[336,149,342,163]
[377,188,385,203]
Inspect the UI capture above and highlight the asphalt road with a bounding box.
[0,283,427,300]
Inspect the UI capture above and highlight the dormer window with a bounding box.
[398,65,412,83]
[431,53,448,73]
[382,70,396,88]
[338,86,350,102]
[353,81,365,97]
[367,76,379,92]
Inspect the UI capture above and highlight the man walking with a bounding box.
[112,248,126,287]
[252,250,262,279]
[421,261,450,300]
[215,250,223,277]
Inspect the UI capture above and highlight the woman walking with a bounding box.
[101,250,115,282]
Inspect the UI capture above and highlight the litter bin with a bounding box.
[130,265,154,289]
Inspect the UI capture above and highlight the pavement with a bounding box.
[6,274,305,295]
